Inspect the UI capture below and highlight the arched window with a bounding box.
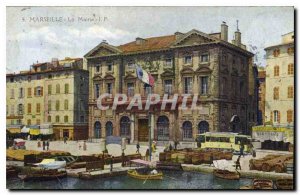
[198,121,209,134]
[94,121,101,138]
[157,116,169,141]
[274,66,279,76]
[120,116,131,137]
[106,121,113,136]
[182,121,193,140]
[56,84,60,94]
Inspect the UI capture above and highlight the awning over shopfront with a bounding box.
[21,126,30,133]
[252,125,294,144]
[40,124,53,135]
[6,125,22,133]
[29,125,40,135]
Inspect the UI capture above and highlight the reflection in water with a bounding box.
[7,170,252,190]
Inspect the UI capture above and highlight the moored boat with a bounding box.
[275,179,293,190]
[127,169,163,180]
[253,179,273,189]
[213,169,240,180]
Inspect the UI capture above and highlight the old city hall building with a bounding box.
[85,22,258,144]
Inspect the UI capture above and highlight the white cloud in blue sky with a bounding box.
[6,6,294,73]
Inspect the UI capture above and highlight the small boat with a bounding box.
[127,169,163,180]
[275,179,293,190]
[253,179,273,189]
[34,159,66,169]
[213,169,240,180]
[18,169,67,181]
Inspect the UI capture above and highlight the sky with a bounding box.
[6,6,294,73]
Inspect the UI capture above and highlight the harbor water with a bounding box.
[7,170,252,190]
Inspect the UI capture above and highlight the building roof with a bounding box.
[258,71,266,78]
[264,41,294,50]
[117,35,176,54]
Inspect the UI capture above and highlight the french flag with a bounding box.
[136,65,155,87]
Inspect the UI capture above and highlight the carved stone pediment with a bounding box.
[180,67,195,75]
[195,66,212,74]
[93,75,102,81]
[84,42,122,58]
[104,74,115,80]
[161,70,174,78]
[172,29,218,48]
[124,74,136,80]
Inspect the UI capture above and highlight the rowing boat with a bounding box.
[253,179,273,189]
[127,169,163,180]
[213,169,240,180]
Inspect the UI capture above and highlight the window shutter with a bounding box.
[278,111,281,123]
[41,87,43,96]
[34,87,36,96]
[270,111,273,122]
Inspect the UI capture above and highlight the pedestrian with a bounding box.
[136,142,140,153]
[210,154,214,167]
[174,139,178,150]
[169,143,173,151]
[83,140,87,151]
[78,142,82,150]
[42,140,45,151]
[37,140,41,148]
[240,142,245,157]
[235,155,242,170]
[145,149,150,161]
[110,156,114,172]
[46,140,49,151]
[64,136,67,144]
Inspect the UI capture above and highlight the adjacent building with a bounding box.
[264,32,294,128]
[257,68,266,125]
[6,57,89,140]
[85,22,257,144]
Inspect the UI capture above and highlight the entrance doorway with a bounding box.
[63,129,69,138]
[138,119,148,141]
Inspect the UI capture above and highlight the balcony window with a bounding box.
[164,79,173,95]
[165,59,172,67]
[107,62,113,71]
[184,56,192,64]
[184,77,193,94]
[96,65,100,72]
[127,83,134,97]
[200,76,208,95]
[95,83,100,98]
[200,54,209,63]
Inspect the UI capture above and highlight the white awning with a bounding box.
[21,126,30,133]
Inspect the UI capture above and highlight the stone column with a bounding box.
[130,114,135,142]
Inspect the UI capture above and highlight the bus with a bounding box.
[195,132,252,153]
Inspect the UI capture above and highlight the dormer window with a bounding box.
[128,61,135,69]
[107,62,113,71]
[165,58,172,67]
[184,56,192,64]
[200,54,209,63]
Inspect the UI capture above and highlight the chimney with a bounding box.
[136,37,145,45]
[221,22,228,41]
[101,40,108,44]
[175,32,184,40]
[234,20,241,46]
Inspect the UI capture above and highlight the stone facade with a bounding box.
[85,24,256,143]
[264,32,294,127]
[257,69,266,125]
[6,58,89,140]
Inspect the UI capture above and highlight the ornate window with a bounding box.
[107,62,113,71]
[36,103,40,113]
[17,104,24,115]
[273,110,280,123]
[274,66,279,76]
[200,54,209,63]
[182,121,193,140]
[184,55,192,64]
[127,83,134,97]
[65,83,69,94]
[55,115,60,123]
[94,121,101,138]
[198,121,209,134]
[56,84,60,94]
[164,80,173,95]
[48,85,52,95]
[106,121,113,136]
[95,83,100,99]
[288,63,294,75]
[157,116,169,141]
[273,87,279,100]
[287,110,293,123]
[120,116,131,137]
[273,48,280,57]
[184,77,193,94]
[288,86,294,98]
[64,115,69,123]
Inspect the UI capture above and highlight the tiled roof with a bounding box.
[117,35,176,54]
[258,71,266,78]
